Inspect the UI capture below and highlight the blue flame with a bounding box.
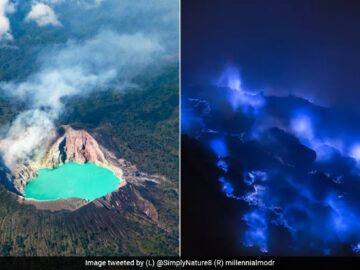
[219,177,235,197]
[217,159,228,172]
[242,209,268,253]
[243,185,267,207]
[350,144,360,162]
[216,65,265,112]
[244,171,268,185]
[325,194,360,240]
[217,65,242,91]
[209,138,229,157]
[184,64,360,254]
[290,112,314,141]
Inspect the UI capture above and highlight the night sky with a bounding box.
[182,0,360,110]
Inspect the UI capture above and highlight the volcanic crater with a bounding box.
[0,125,161,216]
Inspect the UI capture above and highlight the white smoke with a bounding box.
[0,29,163,168]
[0,110,55,167]
[26,2,61,27]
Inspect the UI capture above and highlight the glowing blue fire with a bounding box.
[244,171,268,185]
[218,177,234,197]
[217,159,228,173]
[243,185,267,207]
[290,112,314,140]
[217,65,265,112]
[184,65,360,255]
[217,65,242,91]
[242,209,268,253]
[325,194,360,240]
[350,144,360,162]
[209,138,229,158]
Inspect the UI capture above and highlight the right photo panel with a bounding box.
[181,0,360,256]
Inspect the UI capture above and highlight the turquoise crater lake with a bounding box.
[24,162,120,201]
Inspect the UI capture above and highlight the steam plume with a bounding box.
[0,30,163,168]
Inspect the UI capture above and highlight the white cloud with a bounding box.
[26,2,61,27]
[0,0,12,40]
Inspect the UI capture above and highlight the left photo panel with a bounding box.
[0,0,179,256]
